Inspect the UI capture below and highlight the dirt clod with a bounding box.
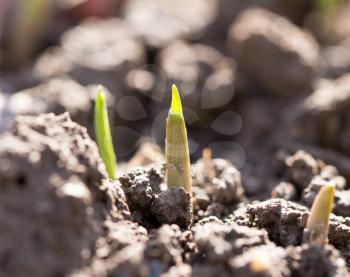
[123,0,217,48]
[7,77,92,132]
[193,158,245,220]
[152,188,192,228]
[192,222,270,262]
[302,179,350,217]
[284,150,321,189]
[271,182,298,201]
[0,113,124,276]
[294,74,350,155]
[228,7,319,96]
[228,198,350,265]
[120,167,192,228]
[288,244,349,277]
[119,167,164,212]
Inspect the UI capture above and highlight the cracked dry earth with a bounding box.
[0,112,350,277]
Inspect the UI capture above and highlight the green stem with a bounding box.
[94,86,117,180]
[165,85,192,196]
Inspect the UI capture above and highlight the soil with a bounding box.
[1,1,350,276]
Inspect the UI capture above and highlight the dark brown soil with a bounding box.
[1,113,349,276]
[1,1,350,276]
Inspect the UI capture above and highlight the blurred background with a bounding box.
[1,0,350,195]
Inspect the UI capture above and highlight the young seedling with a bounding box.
[94,86,117,180]
[165,84,192,196]
[302,183,335,245]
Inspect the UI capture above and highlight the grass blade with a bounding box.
[94,86,117,180]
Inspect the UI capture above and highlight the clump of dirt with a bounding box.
[6,77,91,127]
[272,181,298,201]
[302,180,350,217]
[1,113,350,276]
[293,74,350,155]
[231,244,290,276]
[228,7,319,96]
[119,168,163,211]
[192,157,245,220]
[287,244,349,277]
[152,188,192,228]
[0,113,129,276]
[284,150,322,189]
[101,219,148,256]
[122,0,217,48]
[192,221,271,258]
[119,167,192,228]
[76,224,193,277]
[144,224,189,270]
[190,222,292,277]
[285,150,346,190]
[227,198,350,265]
[277,150,350,218]
[35,19,145,96]
[2,0,350,275]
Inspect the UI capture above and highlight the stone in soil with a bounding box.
[228,7,319,96]
[0,113,129,276]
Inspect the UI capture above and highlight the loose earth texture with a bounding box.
[1,1,350,276]
[1,113,349,276]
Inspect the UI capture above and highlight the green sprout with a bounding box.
[94,86,117,180]
[303,183,335,245]
[165,84,192,196]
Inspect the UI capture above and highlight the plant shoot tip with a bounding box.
[303,181,335,245]
[96,85,106,98]
[171,84,183,116]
